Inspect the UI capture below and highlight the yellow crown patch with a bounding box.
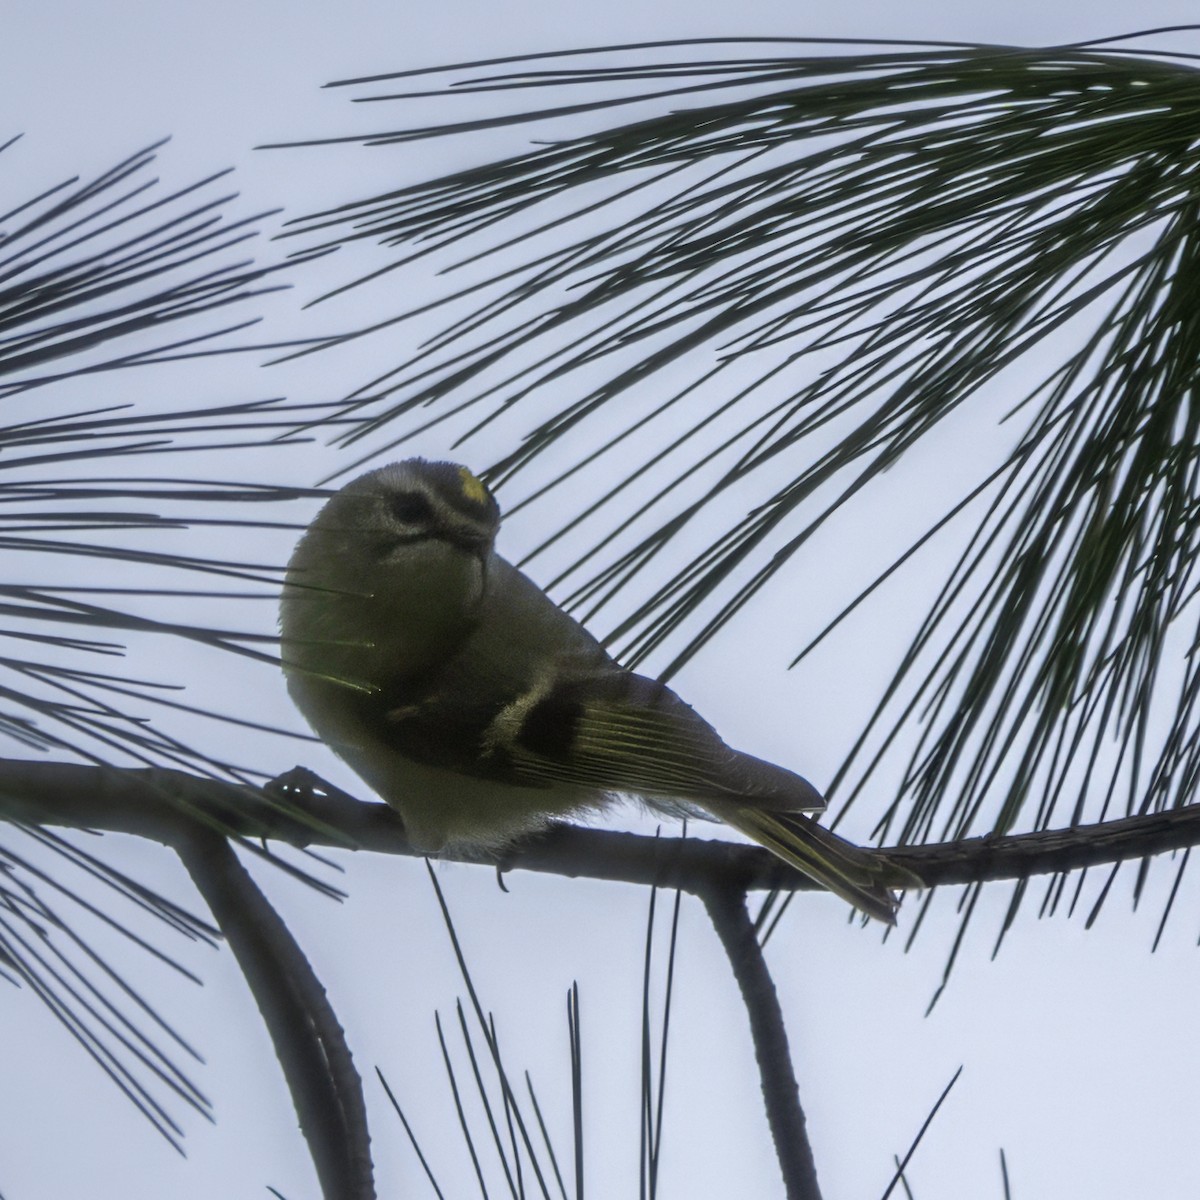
[457,466,489,505]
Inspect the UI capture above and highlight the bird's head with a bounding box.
[318,459,502,565]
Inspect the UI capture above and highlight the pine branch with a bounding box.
[4,757,1200,897]
[271,37,1200,925]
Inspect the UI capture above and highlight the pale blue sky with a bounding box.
[4,5,1200,1199]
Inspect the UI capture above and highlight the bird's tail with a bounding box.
[724,808,921,925]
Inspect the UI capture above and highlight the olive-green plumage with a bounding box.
[280,459,916,922]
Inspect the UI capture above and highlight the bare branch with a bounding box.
[5,752,1193,1194]
[702,883,821,1200]
[173,824,375,1200]
[3,758,1200,898]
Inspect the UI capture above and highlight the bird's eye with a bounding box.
[388,490,434,526]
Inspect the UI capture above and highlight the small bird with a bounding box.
[280,459,914,922]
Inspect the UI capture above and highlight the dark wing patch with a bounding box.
[500,669,825,812]
[358,655,825,811]
[350,678,548,786]
[517,694,585,758]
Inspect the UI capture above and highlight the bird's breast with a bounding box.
[282,539,488,693]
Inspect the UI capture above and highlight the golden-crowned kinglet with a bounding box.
[280,459,914,922]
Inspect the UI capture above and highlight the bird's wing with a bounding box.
[484,667,826,813]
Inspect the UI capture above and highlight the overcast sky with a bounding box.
[6,5,1200,1200]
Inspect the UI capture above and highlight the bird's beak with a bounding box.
[446,527,494,578]
[452,531,491,555]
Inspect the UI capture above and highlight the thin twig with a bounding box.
[701,883,820,1200]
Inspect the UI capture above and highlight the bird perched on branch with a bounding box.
[280,458,916,922]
